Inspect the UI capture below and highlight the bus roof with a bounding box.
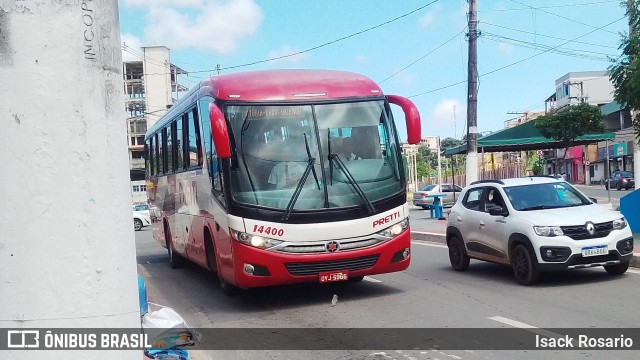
[146,69,386,137]
[200,69,384,101]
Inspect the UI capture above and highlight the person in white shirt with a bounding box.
[268,156,306,189]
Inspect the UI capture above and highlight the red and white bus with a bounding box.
[145,69,420,294]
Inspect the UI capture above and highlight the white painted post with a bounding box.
[0,1,140,359]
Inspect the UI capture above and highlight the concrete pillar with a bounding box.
[0,1,140,359]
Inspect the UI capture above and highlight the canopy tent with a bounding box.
[443,120,615,155]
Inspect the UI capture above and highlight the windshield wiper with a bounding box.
[327,149,375,215]
[281,134,321,221]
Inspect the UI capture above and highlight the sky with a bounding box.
[118,0,629,142]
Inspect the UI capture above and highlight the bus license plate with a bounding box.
[581,245,608,257]
[319,271,349,283]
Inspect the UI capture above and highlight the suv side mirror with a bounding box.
[589,197,598,204]
[489,206,508,217]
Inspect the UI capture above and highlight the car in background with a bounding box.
[413,183,463,208]
[133,204,150,216]
[605,171,635,190]
[446,176,633,285]
[133,211,151,231]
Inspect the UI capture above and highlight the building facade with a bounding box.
[123,46,188,204]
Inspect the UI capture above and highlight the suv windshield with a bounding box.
[225,101,403,210]
[503,182,591,211]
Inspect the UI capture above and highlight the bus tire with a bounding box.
[204,229,217,274]
[165,223,184,269]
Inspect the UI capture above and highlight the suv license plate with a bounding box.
[581,245,608,257]
[319,270,349,283]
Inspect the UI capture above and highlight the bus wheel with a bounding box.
[165,225,184,269]
[204,231,217,274]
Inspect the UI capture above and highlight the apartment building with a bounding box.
[123,45,188,203]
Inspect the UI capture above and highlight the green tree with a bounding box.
[609,0,640,140]
[533,103,606,144]
[441,137,463,150]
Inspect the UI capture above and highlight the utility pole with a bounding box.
[466,0,479,185]
[628,0,640,184]
[0,2,140,358]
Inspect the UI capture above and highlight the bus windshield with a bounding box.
[225,100,403,210]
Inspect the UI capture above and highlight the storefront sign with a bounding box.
[613,143,628,158]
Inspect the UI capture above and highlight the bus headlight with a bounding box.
[230,229,283,250]
[377,218,409,237]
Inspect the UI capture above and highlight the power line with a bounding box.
[182,0,440,74]
[510,0,619,35]
[479,0,619,12]
[482,32,616,61]
[378,27,467,84]
[482,22,619,49]
[408,15,625,99]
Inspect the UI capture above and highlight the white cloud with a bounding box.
[419,12,436,28]
[121,33,144,62]
[429,99,464,124]
[497,42,514,55]
[267,46,309,64]
[130,0,262,54]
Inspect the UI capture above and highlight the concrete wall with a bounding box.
[0,2,140,358]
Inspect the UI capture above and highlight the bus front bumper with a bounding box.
[229,229,412,288]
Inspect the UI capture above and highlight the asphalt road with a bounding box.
[573,184,634,209]
[135,228,640,360]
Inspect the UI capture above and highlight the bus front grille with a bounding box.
[284,254,380,276]
[278,238,383,254]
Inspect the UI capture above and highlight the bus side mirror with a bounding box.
[387,95,421,144]
[209,103,231,159]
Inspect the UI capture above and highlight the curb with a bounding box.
[410,231,640,269]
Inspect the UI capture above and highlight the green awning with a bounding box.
[444,120,615,155]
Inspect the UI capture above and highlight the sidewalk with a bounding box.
[410,216,640,268]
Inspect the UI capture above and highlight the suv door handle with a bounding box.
[456,216,462,222]
[479,220,485,228]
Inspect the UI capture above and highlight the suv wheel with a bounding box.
[511,244,539,285]
[448,235,470,271]
[604,261,629,275]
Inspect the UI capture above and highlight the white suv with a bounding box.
[446,177,634,285]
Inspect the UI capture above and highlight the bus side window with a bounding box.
[188,109,203,168]
[159,129,166,174]
[198,98,225,206]
[166,124,174,174]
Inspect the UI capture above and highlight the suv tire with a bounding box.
[448,235,470,271]
[511,244,539,285]
[604,261,629,275]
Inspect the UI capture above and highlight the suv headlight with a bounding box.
[613,218,628,230]
[230,229,283,249]
[533,226,564,237]
[377,218,409,237]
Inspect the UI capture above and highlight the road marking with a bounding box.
[488,316,561,338]
[412,240,447,249]
[363,276,382,283]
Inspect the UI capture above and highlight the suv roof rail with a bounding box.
[470,179,505,185]
[527,175,559,179]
